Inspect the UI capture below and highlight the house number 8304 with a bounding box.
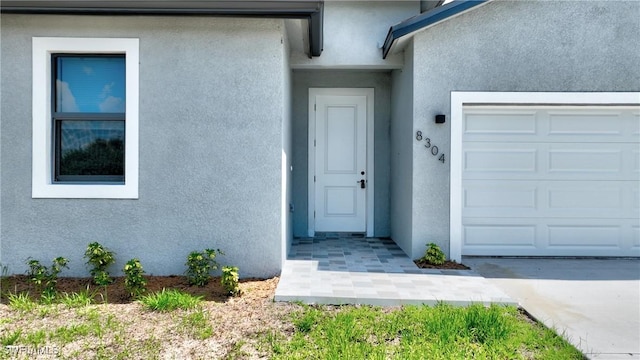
[416,131,445,164]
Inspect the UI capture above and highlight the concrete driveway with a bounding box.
[463,257,640,359]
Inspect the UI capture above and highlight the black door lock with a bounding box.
[359,179,366,189]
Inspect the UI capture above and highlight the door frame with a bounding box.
[308,88,375,237]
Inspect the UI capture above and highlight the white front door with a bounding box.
[309,88,374,234]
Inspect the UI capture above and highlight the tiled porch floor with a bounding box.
[274,234,516,306]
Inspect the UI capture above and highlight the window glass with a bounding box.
[32,37,139,198]
[57,120,125,177]
[55,56,125,113]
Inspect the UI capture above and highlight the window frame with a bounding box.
[52,53,126,184]
[32,37,139,199]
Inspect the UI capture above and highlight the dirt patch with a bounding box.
[414,259,470,270]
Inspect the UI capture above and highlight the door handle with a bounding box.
[358,179,366,189]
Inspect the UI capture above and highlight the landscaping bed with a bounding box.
[414,259,470,270]
[1,274,254,304]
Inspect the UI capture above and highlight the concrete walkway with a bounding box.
[463,257,640,360]
[275,235,515,306]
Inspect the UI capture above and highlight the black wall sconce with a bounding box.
[435,114,446,124]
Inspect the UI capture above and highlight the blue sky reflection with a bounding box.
[56,56,125,113]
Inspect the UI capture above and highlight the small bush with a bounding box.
[26,257,69,298]
[123,258,147,298]
[423,243,446,266]
[84,242,116,285]
[185,249,223,287]
[139,288,203,312]
[221,266,241,296]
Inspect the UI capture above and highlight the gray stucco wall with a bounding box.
[291,70,392,238]
[1,15,289,277]
[390,42,414,257]
[408,0,640,258]
[290,1,419,69]
[282,27,294,260]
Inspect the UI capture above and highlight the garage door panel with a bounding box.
[464,110,537,136]
[463,222,536,247]
[632,226,640,249]
[547,111,623,136]
[464,183,536,211]
[463,180,636,219]
[463,181,539,218]
[548,143,638,179]
[631,112,640,137]
[546,224,621,248]
[464,146,537,175]
[463,107,637,143]
[464,143,637,180]
[463,219,639,256]
[542,218,638,255]
[547,184,623,213]
[548,147,622,175]
[461,104,639,257]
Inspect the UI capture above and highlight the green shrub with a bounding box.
[221,266,241,296]
[84,242,116,285]
[185,249,223,286]
[123,258,147,298]
[423,243,446,266]
[26,257,68,298]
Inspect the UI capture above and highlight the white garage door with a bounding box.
[461,106,640,257]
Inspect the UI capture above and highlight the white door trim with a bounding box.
[308,88,375,237]
[450,91,640,262]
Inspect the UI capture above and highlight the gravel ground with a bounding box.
[0,276,300,359]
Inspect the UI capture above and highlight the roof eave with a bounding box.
[382,0,489,59]
[0,0,324,56]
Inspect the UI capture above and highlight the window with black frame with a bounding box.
[52,55,126,183]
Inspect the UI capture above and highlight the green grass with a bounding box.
[270,303,585,360]
[138,288,203,312]
[0,305,148,359]
[49,323,92,344]
[24,329,47,347]
[0,287,583,359]
[59,289,95,308]
[6,291,63,320]
[7,292,38,312]
[178,308,214,340]
[0,329,21,347]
